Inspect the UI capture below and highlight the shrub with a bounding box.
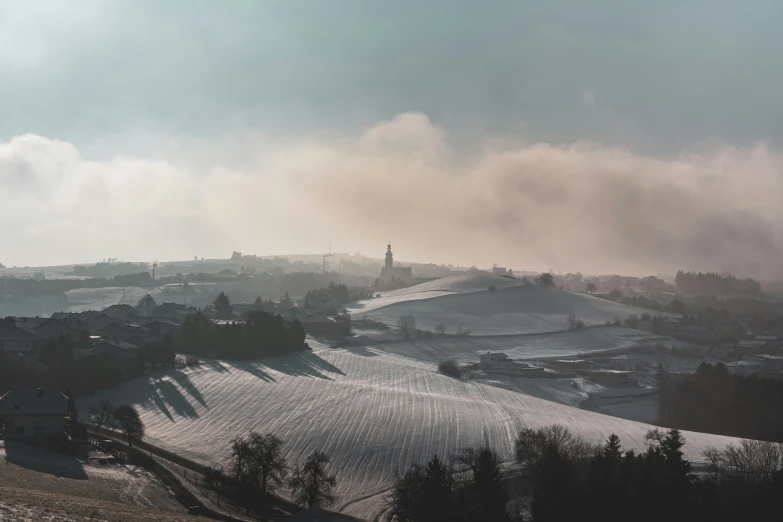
[438,359,461,378]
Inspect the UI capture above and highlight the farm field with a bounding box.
[81,343,738,521]
[368,324,678,364]
[349,282,658,336]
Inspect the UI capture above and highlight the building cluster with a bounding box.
[0,303,192,371]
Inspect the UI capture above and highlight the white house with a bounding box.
[479,352,514,371]
[0,387,68,440]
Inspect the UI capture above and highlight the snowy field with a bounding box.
[81,343,739,521]
[346,273,524,315]
[0,439,187,520]
[350,283,659,336]
[368,325,675,364]
[64,286,165,312]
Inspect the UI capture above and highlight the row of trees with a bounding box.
[229,431,337,515]
[391,424,783,522]
[675,271,762,297]
[176,311,306,360]
[89,400,145,448]
[658,362,783,442]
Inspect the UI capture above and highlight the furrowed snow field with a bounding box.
[81,344,738,521]
[346,273,524,315]
[369,325,678,364]
[351,283,659,335]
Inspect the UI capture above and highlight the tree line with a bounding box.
[675,271,761,297]
[658,362,783,442]
[176,310,306,360]
[228,431,337,517]
[390,424,783,521]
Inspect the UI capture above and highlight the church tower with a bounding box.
[385,243,394,268]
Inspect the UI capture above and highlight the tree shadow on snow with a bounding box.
[259,352,345,380]
[156,380,200,419]
[168,370,208,408]
[228,361,277,383]
[2,441,88,480]
[343,344,380,358]
[203,359,231,373]
[136,379,174,422]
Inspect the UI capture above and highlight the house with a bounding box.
[33,318,78,341]
[478,352,537,374]
[550,359,594,371]
[140,320,180,340]
[583,369,639,386]
[0,387,68,440]
[101,304,141,321]
[609,355,640,371]
[750,354,783,373]
[97,322,150,342]
[725,360,763,377]
[279,307,347,337]
[492,266,508,276]
[150,302,198,323]
[480,352,514,371]
[0,326,44,355]
[93,339,140,364]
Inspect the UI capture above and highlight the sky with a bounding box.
[2,1,783,277]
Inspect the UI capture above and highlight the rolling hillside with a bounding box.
[350,280,656,335]
[81,343,737,521]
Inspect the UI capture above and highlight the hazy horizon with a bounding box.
[3,1,783,278]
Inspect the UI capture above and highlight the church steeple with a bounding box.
[385,243,394,268]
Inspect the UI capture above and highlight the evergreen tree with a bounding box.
[604,433,622,459]
[421,455,455,522]
[214,291,234,318]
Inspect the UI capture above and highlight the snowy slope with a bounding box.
[345,273,522,315]
[81,343,737,521]
[352,283,656,335]
[371,325,676,364]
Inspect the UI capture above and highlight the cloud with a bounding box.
[582,92,596,107]
[2,114,783,279]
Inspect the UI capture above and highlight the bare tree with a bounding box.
[249,432,289,502]
[289,450,337,508]
[113,405,145,448]
[434,324,447,336]
[397,315,417,339]
[89,400,114,432]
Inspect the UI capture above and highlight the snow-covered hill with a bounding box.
[370,324,678,364]
[81,343,737,521]
[350,280,656,335]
